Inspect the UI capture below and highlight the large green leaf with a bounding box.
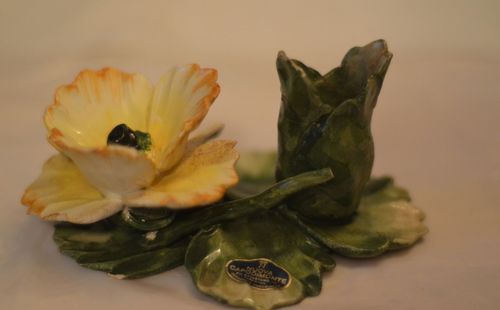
[282,177,428,258]
[185,211,335,310]
[276,40,393,222]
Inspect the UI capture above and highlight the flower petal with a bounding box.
[21,155,123,224]
[126,140,239,209]
[45,68,153,149]
[147,64,220,172]
[62,145,156,196]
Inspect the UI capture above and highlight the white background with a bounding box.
[1,0,499,309]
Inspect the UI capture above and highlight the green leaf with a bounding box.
[185,211,335,310]
[54,219,188,279]
[282,177,428,258]
[276,40,393,221]
[81,239,189,279]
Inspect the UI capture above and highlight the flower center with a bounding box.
[107,124,151,151]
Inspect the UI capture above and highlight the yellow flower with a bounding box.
[22,66,239,224]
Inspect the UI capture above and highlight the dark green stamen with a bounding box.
[134,130,152,152]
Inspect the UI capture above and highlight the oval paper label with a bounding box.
[225,258,291,290]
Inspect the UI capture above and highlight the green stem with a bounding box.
[146,168,333,248]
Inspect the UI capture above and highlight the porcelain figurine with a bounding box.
[22,40,427,310]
